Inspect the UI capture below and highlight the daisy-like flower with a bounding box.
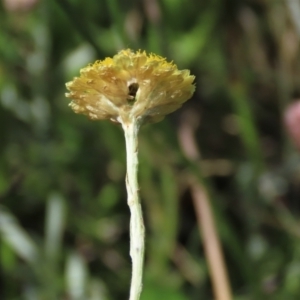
[65,49,195,300]
[65,49,195,125]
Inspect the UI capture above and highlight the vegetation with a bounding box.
[1,0,300,299]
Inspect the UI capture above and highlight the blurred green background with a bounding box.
[1,0,300,299]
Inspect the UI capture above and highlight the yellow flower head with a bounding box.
[66,49,195,125]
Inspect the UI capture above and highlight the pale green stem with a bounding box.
[122,118,145,300]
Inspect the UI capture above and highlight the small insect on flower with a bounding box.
[128,83,139,104]
[65,49,195,126]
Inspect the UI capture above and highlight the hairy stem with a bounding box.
[122,119,145,300]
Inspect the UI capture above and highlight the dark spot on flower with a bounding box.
[127,83,139,105]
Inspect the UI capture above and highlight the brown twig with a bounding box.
[178,110,233,300]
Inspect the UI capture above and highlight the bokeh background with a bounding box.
[1,0,300,299]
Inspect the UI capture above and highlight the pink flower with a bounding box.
[284,101,300,150]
